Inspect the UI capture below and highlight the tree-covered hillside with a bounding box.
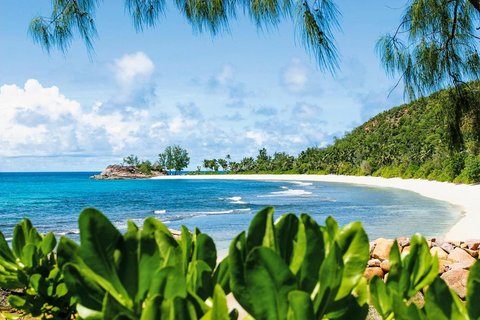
[295,84,480,183]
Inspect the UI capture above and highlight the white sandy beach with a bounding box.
[152,174,480,240]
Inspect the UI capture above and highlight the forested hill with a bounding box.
[295,83,480,183]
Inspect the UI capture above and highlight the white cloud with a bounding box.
[114,51,155,86]
[0,80,148,157]
[282,58,309,93]
[216,64,234,85]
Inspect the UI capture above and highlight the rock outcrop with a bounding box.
[91,165,166,180]
[365,237,480,301]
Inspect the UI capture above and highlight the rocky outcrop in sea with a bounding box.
[91,165,166,180]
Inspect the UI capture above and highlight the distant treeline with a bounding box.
[204,83,480,183]
[122,145,190,175]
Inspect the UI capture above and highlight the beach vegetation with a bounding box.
[0,219,74,318]
[122,154,140,167]
[1,208,480,319]
[157,145,190,175]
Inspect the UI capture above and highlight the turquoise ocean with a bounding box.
[0,172,460,254]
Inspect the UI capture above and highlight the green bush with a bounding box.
[0,208,480,319]
[0,219,74,318]
[461,155,480,183]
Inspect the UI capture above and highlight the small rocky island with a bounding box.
[91,165,166,180]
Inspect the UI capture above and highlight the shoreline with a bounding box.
[151,174,480,241]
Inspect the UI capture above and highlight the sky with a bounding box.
[0,0,407,172]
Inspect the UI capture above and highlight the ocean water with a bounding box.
[0,172,460,254]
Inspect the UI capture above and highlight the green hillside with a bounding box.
[295,83,480,183]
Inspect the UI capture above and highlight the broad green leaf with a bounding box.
[103,293,134,320]
[467,260,480,319]
[246,207,277,252]
[425,277,468,320]
[335,221,369,299]
[369,276,393,319]
[118,224,139,301]
[155,230,182,268]
[201,285,230,320]
[62,264,105,312]
[39,232,56,255]
[143,217,172,236]
[291,214,324,293]
[243,247,297,320]
[287,290,314,320]
[406,235,439,297]
[313,244,343,318]
[137,231,162,302]
[0,232,16,264]
[141,295,163,320]
[21,243,37,268]
[149,267,187,300]
[229,232,252,311]
[187,260,214,300]
[180,225,193,274]
[193,233,217,270]
[324,294,368,320]
[213,257,230,294]
[78,208,131,308]
[274,214,299,264]
[12,219,29,258]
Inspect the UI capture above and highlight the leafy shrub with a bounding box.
[0,208,480,319]
[227,207,369,319]
[57,208,231,319]
[0,219,74,318]
[461,155,480,183]
[360,160,373,175]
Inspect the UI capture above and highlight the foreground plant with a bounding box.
[370,235,480,319]
[225,207,370,319]
[0,207,479,319]
[0,219,74,319]
[57,208,235,319]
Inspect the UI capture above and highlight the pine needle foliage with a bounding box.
[376,0,480,99]
[28,0,340,73]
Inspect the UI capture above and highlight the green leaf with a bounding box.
[287,290,314,320]
[335,221,369,299]
[149,267,187,300]
[290,214,324,293]
[313,244,344,318]
[21,243,37,268]
[193,233,217,270]
[213,256,230,294]
[246,207,277,252]
[118,223,139,301]
[274,214,299,265]
[140,295,163,320]
[187,260,214,300]
[243,247,297,320]
[369,276,393,319]
[62,263,105,312]
[201,285,230,320]
[155,230,182,268]
[425,277,468,320]
[39,232,56,255]
[136,230,161,303]
[143,217,172,236]
[0,231,16,264]
[467,260,480,319]
[78,208,132,308]
[180,226,193,274]
[8,295,27,310]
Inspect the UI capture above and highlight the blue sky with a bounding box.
[0,0,406,171]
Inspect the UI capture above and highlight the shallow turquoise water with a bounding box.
[0,172,459,253]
